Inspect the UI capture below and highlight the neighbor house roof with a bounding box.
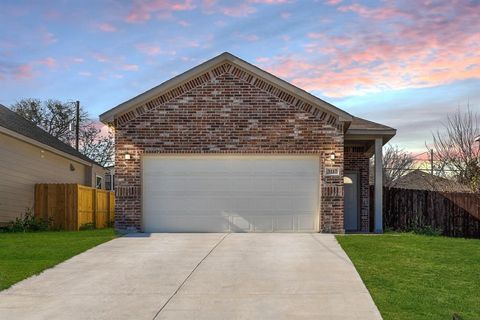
[0,104,99,166]
[393,170,472,193]
[349,117,395,132]
[100,52,353,125]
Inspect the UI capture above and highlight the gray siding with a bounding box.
[0,133,90,223]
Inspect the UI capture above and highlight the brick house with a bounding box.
[100,52,396,233]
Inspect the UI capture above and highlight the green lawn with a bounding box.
[336,233,480,320]
[0,229,117,290]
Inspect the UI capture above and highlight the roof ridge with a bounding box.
[101,52,353,125]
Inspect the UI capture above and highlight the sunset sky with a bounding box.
[1,0,479,154]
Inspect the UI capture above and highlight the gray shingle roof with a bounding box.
[0,104,99,165]
[393,170,472,192]
[349,117,395,131]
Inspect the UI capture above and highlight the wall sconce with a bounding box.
[329,152,336,160]
[70,163,76,171]
[125,153,131,160]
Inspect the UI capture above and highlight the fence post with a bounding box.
[93,188,98,228]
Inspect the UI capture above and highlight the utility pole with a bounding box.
[75,101,80,151]
[430,149,434,175]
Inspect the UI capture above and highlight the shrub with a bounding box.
[1,209,52,232]
[410,224,443,237]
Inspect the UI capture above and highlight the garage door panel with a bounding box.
[142,156,320,233]
[146,215,230,233]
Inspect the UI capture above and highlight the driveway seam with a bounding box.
[309,234,353,265]
[152,233,229,319]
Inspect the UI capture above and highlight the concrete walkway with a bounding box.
[0,233,382,319]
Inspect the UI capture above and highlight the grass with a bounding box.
[0,228,117,290]
[336,233,480,320]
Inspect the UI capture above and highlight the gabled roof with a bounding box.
[345,116,397,147]
[100,52,353,126]
[393,170,472,192]
[0,104,99,166]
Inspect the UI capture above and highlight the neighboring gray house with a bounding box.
[0,104,106,224]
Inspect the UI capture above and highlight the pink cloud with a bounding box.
[14,64,34,80]
[337,3,411,20]
[221,3,257,17]
[37,57,57,68]
[249,0,289,3]
[120,64,139,71]
[97,23,117,32]
[135,43,176,56]
[325,0,342,5]
[93,53,111,63]
[126,0,195,23]
[256,1,480,97]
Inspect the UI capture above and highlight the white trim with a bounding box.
[95,175,103,189]
[0,126,94,167]
[374,138,383,233]
[99,52,353,124]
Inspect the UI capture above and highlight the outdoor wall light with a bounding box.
[125,153,131,160]
[330,152,336,160]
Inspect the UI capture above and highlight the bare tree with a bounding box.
[80,126,115,167]
[383,144,415,187]
[11,99,114,167]
[429,106,480,191]
[370,144,415,187]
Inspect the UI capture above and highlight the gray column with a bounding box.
[374,138,383,233]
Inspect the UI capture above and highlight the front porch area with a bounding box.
[343,117,396,233]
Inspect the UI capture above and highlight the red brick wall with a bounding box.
[344,146,370,232]
[114,71,345,233]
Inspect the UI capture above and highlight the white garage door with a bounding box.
[142,155,320,232]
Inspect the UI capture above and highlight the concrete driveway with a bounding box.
[0,233,381,319]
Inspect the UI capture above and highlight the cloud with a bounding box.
[126,0,195,23]
[124,0,291,20]
[235,33,260,41]
[257,1,480,98]
[41,30,57,45]
[221,3,257,17]
[14,64,34,79]
[79,71,92,77]
[135,43,176,56]
[97,23,117,32]
[37,57,57,68]
[177,20,191,27]
[119,64,139,71]
[93,53,111,63]
[325,0,342,5]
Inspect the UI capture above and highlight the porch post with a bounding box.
[374,138,383,233]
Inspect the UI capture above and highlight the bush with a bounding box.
[1,209,52,232]
[410,224,443,237]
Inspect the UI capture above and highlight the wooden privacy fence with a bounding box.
[35,184,115,231]
[372,187,480,238]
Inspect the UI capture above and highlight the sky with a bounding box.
[0,0,479,155]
